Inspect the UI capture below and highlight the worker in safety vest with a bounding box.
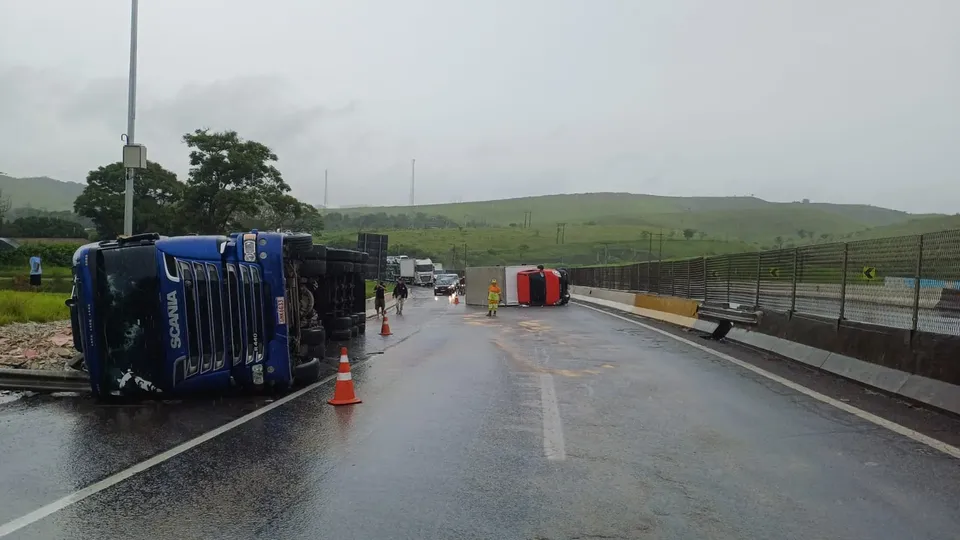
[487,279,501,317]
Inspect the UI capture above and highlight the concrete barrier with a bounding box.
[571,286,960,416]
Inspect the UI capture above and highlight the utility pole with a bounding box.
[122,0,141,237]
[658,229,664,262]
[323,169,328,209]
[409,158,416,207]
[555,223,566,244]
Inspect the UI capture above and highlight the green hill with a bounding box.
[334,193,932,249]
[0,174,84,211]
[843,214,960,241]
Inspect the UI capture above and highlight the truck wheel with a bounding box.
[357,252,369,263]
[324,316,352,330]
[326,248,353,262]
[301,326,326,346]
[357,321,366,334]
[293,358,322,385]
[330,328,352,341]
[300,259,327,277]
[308,244,327,260]
[284,232,313,257]
[328,261,354,275]
[350,325,359,337]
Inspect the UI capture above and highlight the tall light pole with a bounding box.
[409,158,416,207]
[122,0,140,236]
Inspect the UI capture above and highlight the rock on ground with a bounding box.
[0,320,77,371]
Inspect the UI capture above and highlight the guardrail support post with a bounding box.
[726,256,732,304]
[838,243,849,322]
[789,249,798,317]
[754,253,762,307]
[912,234,923,332]
[687,258,692,298]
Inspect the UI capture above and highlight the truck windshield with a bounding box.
[415,265,432,272]
[95,245,164,389]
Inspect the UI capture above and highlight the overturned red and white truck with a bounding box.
[463,265,570,307]
[66,231,368,398]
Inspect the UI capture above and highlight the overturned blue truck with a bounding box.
[66,230,368,398]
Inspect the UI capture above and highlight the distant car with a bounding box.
[434,275,460,296]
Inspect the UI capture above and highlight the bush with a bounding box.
[0,242,80,268]
[0,290,70,325]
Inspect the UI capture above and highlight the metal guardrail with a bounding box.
[0,368,91,393]
[697,304,761,325]
[568,229,960,336]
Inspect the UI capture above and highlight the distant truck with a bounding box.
[433,263,444,274]
[414,258,435,286]
[399,258,416,283]
[66,231,368,398]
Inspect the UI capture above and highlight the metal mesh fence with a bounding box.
[918,229,960,335]
[566,228,960,337]
[757,249,795,313]
[843,236,918,330]
[728,252,760,306]
[793,243,845,319]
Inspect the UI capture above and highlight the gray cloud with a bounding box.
[0,0,958,212]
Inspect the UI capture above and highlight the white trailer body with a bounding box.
[399,259,416,281]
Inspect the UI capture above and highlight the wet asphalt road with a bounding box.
[2,288,959,539]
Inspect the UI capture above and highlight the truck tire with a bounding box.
[308,244,327,260]
[351,313,363,325]
[284,232,313,257]
[330,328,352,342]
[301,326,326,346]
[328,261,354,275]
[293,358,323,385]
[325,316,353,331]
[326,248,353,262]
[358,252,369,263]
[350,325,359,337]
[357,321,366,334]
[300,259,327,277]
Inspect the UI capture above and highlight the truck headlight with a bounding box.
[243,237,256,262]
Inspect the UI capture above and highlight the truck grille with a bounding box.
[177,260,265,379]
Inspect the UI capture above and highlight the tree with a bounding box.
[697,231,707,240]
[796,229,807,239]
[683,228,696,240]
[180,129,289,234]
[74,161,184,240]
[241,192,324,233]
[517,243,530,260]
[820,233,831,242]
[774,236,784,249]
[0,188,11,227]
[8,216,86,238]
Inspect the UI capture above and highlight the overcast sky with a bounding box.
[0,0,957,212]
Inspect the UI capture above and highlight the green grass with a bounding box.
[841,215,960,241]
[0,290,70,325]
[0,266,73,278]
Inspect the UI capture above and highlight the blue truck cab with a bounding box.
[67,230,335,397]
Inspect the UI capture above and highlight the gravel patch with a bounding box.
[0,320,77,371]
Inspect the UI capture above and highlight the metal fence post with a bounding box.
[838,243,849,321]
[754,253,761,307]
[726,255,732,304]
[671,262,676,296]
[790,248,798,315]
[912,234,923,332]
[646,261,651,292]
[686,258,692,298]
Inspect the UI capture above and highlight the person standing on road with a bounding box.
[29,255,42,290]
[393,280,408,315]
[487,278,501,317]
[374,281,386,317]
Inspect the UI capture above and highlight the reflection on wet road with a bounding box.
[2,288,959,539]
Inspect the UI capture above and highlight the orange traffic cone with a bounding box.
[453,295,460,305]
[328,347,361,406]
[380,315,392,336]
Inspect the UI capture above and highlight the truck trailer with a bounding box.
[66,231,368,398]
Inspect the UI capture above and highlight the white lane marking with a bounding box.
[576,302,960,461]
[540,373,566,461]
[0,369,346,538]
